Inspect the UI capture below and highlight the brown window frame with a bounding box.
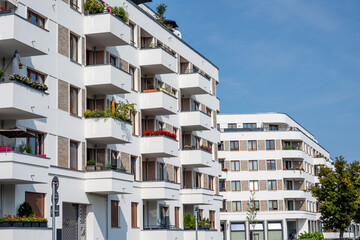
[268,180,277,190]
[250,200,260,210]
[231,181,241,191]
[267,160,276,170]
[27,10,45,28]
[131,156,137,180]
[26,129,45,155]
[70,86,79,115]
[228,123,237,129]
[231,160,240,171]
[208,176,214,190]
[174,167,179,183]
[174,207,180,229]
[248,140,257,151]
[209,210,215,229]
[27,68,45,84]
[110,55,117,67]
[131,202,138,228]
[232,201,241,212]
[111,200,119,228]
[129,66,136,90]
[70,0,79,10]
[249,160,258,171]
[230,141,239,151]
[266,140,275,150]
[243,123,256,128]
[70,33,79,62]
[69,140,78,170]
[249,180,259,191]
[269,200,278,211]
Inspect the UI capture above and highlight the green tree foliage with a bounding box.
[311,156,358,238]
[349,160,360,224]
[18,201,34,217]
[296,231,326,240]
[246,191,258,239]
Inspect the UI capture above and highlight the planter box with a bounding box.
[31,222,40,227]
[23,222,31,228]
[86,165,96,171]
[39,222,47,228]
[0,222,11,227]
[11,222,23,227]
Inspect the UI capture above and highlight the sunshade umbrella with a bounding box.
[0,129,35,138]
[132,0,152,5]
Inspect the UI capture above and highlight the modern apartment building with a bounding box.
[218,113,336,240]
[0,0,222,239]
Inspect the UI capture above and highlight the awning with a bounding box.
[0,129,35,138]
[131,0,152,5]
[0,0,18,7]
[164,19,179,28]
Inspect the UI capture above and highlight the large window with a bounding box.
[287,200,294,210]
[228,123,237,129]
[70,86,78,115]
[249,160,258,171]
[268,180,277,190]
[231,223,246,240]
[27,10,45,28]
[111,200,119,228]
[286,181,293,190]
[250,200,260,210]
[268,222,283,240]
[230,141,239,151]
[269,200,278,211]
[248,140,257,151]
[249,180,259,191]
[243,123,256,128]
[250,223,265,240]
[269,125,279,131]
[70,140,78,170]
[267,160,276,170]
[131,202,138,228]
[266,140,275,150]
[231,161,240,171]
[208,176,214,190]
[26,129,44,155]
[25,192,45,216]
[231,181,241,191]
[70,33,78,62]
[232,201,241,212]
[27,69,45,84]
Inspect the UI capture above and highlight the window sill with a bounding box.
[70,113,82,119]
[70,59,83,66]
[69,5,82,15]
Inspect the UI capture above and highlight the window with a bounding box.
[111,200,119,228]
[268,180,277,190]
[268,222,283,240]
[70,140,78,170]
[25,192,45,216]
[219,159,225,170]
[26,130,44,155]
[110,55,116,67]
[206,108,211,116]
[27,10,45,28]
[269,125,279,131]
[232,201,241,212]
[269,200,278,211]
[195,172,202,188]
[231,181,241,191]
[129,22,136,46]
[174,167,179,183]
[217,124,220,131]
[131,113,136,135]
[208,176,214,190]
[70,0,79,10]
[70,33,79,62]
[70,86,78,115]
[231,223,246,240]
[193,136,200,149]
[131,202,138,228]
[243,123,256,128]
[249,180,259,191]
[250,200,260,210]
[228,123,237,129]
[286,181,293,190]
[287,200,294,210]
[267,160,276,170]
[131,156,136,179]
[249,160,258,171]
[192,101,200,111]
[248,140,257,151]
[266,140,275,150]
[110,150,118,169]
[129,66,135,90]
[285,161,292,170]
[231,161,240,171]
[209,210,215,229]
[175,207,180,228]
[218,141,224,151]
[230,141,239,151]
[27,69,45,84]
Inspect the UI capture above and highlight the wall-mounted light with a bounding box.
[19,63,23,69]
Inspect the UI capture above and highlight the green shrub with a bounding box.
[87,160,96,166]
[113,6,128,22]
[183,212,191,227]
[296,231,326,240]
[18,202,34,217]
[84,0,103,14]
[0,70,5,79]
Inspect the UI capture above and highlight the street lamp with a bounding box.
[194,207,199,240]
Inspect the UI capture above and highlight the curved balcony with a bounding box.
[180,188,214,205]
[180,148,212,168]
[179,72,211,95]
[0,81,49,120]
[140,90,177,116]
[139,47,177,74]
[141,180,180,200]
[180,111,211,131]
[141,135,178,158]
[0,13,49,57]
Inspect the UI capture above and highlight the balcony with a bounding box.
[84,64,131,95]
[180,188,214,205]
[283,190,311,199]
[179,72,211,95]
[0,228,51,239]
[141,228,183,239]
[84,170,134,195]
[140,90,177,116]
[85,117,132,144]
[180,111,211,131]
[84,13,130,48]
[139,47,177,74]
[141,135,178,158]
[184,229,220,239]
[141,180,180,200]
[282,169,306,179]
[0,81,49,120]
[0,13,49,57]
[0,151,50,184]
[180,148,212,168]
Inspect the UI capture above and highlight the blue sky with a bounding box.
[147,0,360,162]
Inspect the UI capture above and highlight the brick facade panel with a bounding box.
[58,136,68,168]
[58,24,69,57]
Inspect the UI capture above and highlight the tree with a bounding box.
[349,160,360,224]
[246,191,258,240]
[155,3,167,23]
[311,156,358,238]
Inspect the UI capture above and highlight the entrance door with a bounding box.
[160,206,169,227]
[287,221,297,240]
[62,203,86,240]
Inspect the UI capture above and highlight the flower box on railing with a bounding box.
[9,74,48,91]
[200,145,212,153]
[0,214,48,228]
[222,168,228,172]
[219,188,226,192]
[142,130,177,140]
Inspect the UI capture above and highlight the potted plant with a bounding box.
[22,216,31,227]
[10,215,23,227]
[95,162,103,171]
[190,216,196,229]
[205,218,211,230]
[183,212,191,230]
[39,217,48,228]
[0,215,12,227]
[222,168,228,172]
[0,69,4,81]
[86,160,96,171]
[104,162,113,170]
[119,164,127,173]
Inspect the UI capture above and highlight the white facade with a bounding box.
[0,0,222,239]
[218,113,337,240]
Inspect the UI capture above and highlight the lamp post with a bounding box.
[195,206,199,240]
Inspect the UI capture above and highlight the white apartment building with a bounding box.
[218,113,337,240]
[0,0,222,239]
